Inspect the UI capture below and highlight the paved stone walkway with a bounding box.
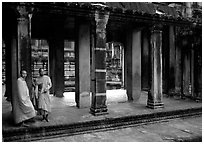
[36,116,202,142]
[2,84,202,133]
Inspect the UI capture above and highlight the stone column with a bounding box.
[48,19,64,97]
[191,48,195,97]
[147,24,164,109]
[54,39,64,97]
[141,29,150,91]
[194,35,202,100]
[175,27,182,97]
[125,26,133,101]
[90,11,109,116]
[182,46,191,97]
[48,39,55,94]
[4,37,12,102]
[11,35,18,111]
[17,6,32,95]
[131,29,142,101]
[161,26,169,94]
[125,27,142,101]
[168,26,176,96]
[75,21,91,108]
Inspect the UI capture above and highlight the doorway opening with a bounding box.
[64,40,75,92]
[63,40,76,106]
[106,42,127,103]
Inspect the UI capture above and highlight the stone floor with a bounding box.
[2,84,202,132]
[37,116,202,142]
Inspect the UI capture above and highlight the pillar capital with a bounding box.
[95,10,110,22]
[16,5,34,24]
[151,23,163,33]
[17,5,29,18]
[95,11,109,38]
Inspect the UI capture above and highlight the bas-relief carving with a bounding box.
[95,11,109,39]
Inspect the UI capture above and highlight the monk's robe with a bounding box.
[36,75,52,112]
[13,77,36,124]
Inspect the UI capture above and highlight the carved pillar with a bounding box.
[17,5,32,95]
[90,11,109,116]
[147,24,164,109]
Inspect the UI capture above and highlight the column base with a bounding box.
[174,92,185,99]
[147,100,164,109]
[90,107,108,116]
[168,89,175,97]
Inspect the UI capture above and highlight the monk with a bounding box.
[35,68,52,122]
[13,70,36,127]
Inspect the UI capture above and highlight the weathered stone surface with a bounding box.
[147,24,164,109]
[76,22,91,108]
[90,11,109,115]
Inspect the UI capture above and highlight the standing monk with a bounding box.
[35,68,52,122]
[13,70,36,127]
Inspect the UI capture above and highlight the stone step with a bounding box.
[3,107,201,142]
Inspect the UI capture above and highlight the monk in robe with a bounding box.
[13,70,36,127]
[35,68,52,122]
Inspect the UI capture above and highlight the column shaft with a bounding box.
[191,49,195,97]
[49,39,64,97]
[182,49,191,96]
[147,24,164,109]
[169,26,176,95]
[75,21,91,108]
[11,35,18,112]
[141,29,150,91]
[90,11,109,116]
[17,7,32,96]
[48,19,64,97]
[175,27,182,97]
[4,37,12,101]
[132,29,142,101]
[125,27,133,101]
